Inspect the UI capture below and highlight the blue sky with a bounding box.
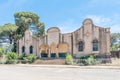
[0,0,120,33]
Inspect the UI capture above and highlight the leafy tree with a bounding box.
[14,12,45,53]
[111,44,120,51]
[14,12,45,39]
[0,26,5,37]
[110,33,120,51]
[0,23,18,44]
[110,33,120,46]
[0,12,45,52]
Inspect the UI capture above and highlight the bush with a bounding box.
[18,54,37,64]
[18,53,27,60]
[0,48,4,57]
[80,54,97,65]
[17,53,28,64]
[65,53,73,65]
[6,52,18,64]
[27,54,36,63]
[86,55,96,65]
[0,55,7,64]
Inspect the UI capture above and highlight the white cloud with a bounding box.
[85,15,112,27]
[85,15,120,33]
[57,19,81,33]
[56,14,120,33]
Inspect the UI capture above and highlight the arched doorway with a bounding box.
[58,43,68,58]
[40,45,49,58]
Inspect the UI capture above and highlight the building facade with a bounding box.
[18,18,110,58]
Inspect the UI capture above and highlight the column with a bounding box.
[48,49,50,58]
[56,48,59,58]
[39,50,41,58]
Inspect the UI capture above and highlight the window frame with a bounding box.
[78,41,84,52]
[29,45,33,54]
[93,39,99,51]
[22,46,25,53]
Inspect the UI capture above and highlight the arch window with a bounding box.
[22,46,25,53]
[29,46,33,54]
[93,40,98,51]
[78,41,84,51]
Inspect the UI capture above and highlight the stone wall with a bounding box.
[18,18,110,58]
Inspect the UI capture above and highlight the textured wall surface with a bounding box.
[18,18,110,58]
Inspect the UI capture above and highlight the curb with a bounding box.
[0,64,120,69]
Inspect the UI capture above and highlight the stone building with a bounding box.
[18,18,110,58]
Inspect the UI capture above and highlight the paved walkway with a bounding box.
[0,65,119,80]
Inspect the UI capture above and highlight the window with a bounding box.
[41,53,48,58]
[59,53,66,58]
[78,41,84,51]
[51,53,56,58]
[29,46,33,54]
[22,46,25,53]
[93,40,98,51]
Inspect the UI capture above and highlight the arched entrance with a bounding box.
[58,43,68,58]
[40,44,49,58]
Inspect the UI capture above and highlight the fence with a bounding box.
[111,50,120,58]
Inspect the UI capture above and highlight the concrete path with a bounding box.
[0,65,119,80]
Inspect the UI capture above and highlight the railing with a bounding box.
[111,50,120,58]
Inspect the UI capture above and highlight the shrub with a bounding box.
[87,54,96,65]
[0,48,4,57]
[27,54,36,63]
[65,53,73,65]
[18,53,27,60]
[18,54,37,64]
[18,53,28,64]
[6,52,18,64]
[0,55,7,64]
[80,54,97,65]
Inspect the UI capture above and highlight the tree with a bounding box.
[35,22,45,37]
[0,23,18,44]
[14,12,45,39]
[14,12,45,53]
[110,33,120,51]
[110,33,120,46]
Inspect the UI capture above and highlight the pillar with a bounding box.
[48,49,50,58]
[39,50,41,58]
[56,48,59,58]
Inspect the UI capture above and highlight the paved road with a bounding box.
[0,65,119,80]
